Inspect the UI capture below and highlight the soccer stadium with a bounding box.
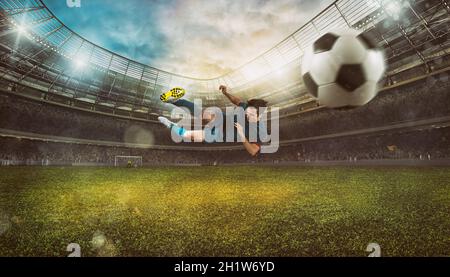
[0,0,449,258]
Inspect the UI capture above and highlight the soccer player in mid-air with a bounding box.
[157,86,268,156]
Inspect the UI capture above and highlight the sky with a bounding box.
[43,0,332,78]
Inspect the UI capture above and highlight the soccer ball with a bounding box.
[301,29,385,108]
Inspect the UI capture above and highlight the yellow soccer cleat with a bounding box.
[160,87,186,102]
[160,91,171,102]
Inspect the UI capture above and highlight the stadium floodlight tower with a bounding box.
[114,156,143,168]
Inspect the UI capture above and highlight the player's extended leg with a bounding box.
[158,88,220,142]
[158,116,205,141]
[161,88,202,118]
[158,111,221,142]
[171,99,198,115]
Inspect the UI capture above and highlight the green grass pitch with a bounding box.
[0,166,449,257]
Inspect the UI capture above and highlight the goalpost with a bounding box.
[114,156,143,167]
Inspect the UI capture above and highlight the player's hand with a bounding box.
[219,85,227,95]
[234,122,245,138]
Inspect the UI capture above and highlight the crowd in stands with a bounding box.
[0,93,169,143]
[1,75,449,146]
[279,74,450,140]
[0,74,449,166]
[1,126,448,166]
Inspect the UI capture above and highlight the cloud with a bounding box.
[44,0,332,78]
[153,0,333,78]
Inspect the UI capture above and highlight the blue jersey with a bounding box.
[177,99,268,147]
[233,102,268,146]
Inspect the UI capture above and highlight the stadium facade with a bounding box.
[0,0,449,165]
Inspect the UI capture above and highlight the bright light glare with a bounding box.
[74,59,86,70]
[274,68,285,78]
[241,62,271,82]
[385,1,403,20]
[16,25,27,34]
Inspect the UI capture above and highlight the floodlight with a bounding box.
[16,24,27,34]
[74,59,87,70]
[384,0,404,20]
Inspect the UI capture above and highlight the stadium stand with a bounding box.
[0,0,449,166]
[1,124,449,166]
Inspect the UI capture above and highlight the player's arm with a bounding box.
[242,139,261,157]
[219,85,242,106]
[235,122,260,157]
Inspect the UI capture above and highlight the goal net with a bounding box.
[114,156,143,167]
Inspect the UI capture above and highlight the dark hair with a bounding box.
[247,99,268,115]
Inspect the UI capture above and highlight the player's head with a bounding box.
[246,99,268,123]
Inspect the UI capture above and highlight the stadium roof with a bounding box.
[0,0,383,85]
[0,0,449,115]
